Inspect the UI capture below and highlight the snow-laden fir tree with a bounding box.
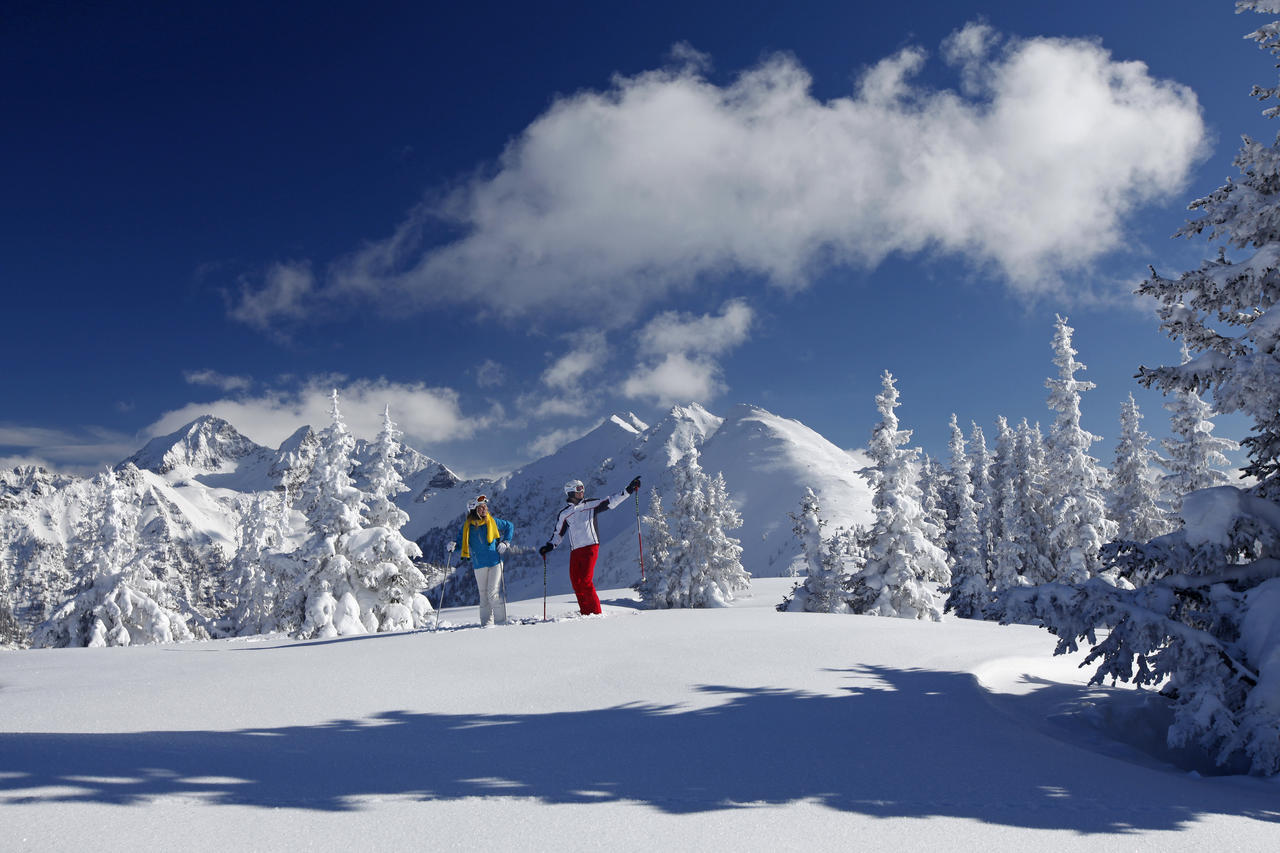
[229,490,298,636]
[1110,393,1173,543]
[703,471,750,600]
[1044,315,1116,583]
[847,372,950,621]
[32,467,199,647]
[290,390,410,638]
[1159,345,1241,515]
[988,415,1018,547]
[1007,419,1056,586]
[944,414,991,618]
[967,423,996,579]
[1008,4,1280,776]
[779,488,851,614]
[917,453,951,554]
[634,488,678,607]
[645,434,749,608]
[353,405,434,631]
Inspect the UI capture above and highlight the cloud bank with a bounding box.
[234,23,1207,328]
[624,299,754,405]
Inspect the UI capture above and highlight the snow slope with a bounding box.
[1,578,1275,851]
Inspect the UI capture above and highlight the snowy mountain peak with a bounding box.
[121,415,268,476]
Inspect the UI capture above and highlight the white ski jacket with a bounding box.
[547,486,631,551]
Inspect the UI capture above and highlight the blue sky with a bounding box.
[2,0,1268,478]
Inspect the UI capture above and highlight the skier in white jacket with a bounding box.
[539,476,641,614]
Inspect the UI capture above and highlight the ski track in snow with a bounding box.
[1,579,1278,852]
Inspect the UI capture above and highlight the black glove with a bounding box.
[539,543,554,558]
[626,476,641,494]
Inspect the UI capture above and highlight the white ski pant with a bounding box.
[473,562,506,626]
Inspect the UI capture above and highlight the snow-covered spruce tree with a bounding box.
[228,490,296,636]
[1111,393,1174,543]
[635,488,679,607]
[1159,346,1241,516]
[703,471,750,601]
[1006,419,1056,587]
[1006,4,1280,776]
[967,423,997,579]
[354,405,434,631]
[847,372,950,621]
[1044,315,1116,583]
[944,414,991,619]
[32,467,198,648]
[779,488,851,614]
[291,390,412,638]
[988,415,1018,547]
[651,434,749,608]
[918,453,951,554]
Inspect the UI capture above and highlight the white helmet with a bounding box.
[563,479,584,496]
[466,494,488,511]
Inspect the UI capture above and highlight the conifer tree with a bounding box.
[33,467,198,647]
[780,488,851,613]
[293,390,374,638]
[848,372,950,620]
[229,490,294,636]
[1009,419,1056,586]
[1009,4,1280,776]
[967,423,996,579]
[635,488,679,607]
[1159,346,1240,515]
[944,414,991,618]
[1111,393,1173,543]
[917,454,951,553]
[1044,315,1116,582]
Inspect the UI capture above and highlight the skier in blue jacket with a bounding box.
[448,495,515,626]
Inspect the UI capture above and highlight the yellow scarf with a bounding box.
[460,513,500,559]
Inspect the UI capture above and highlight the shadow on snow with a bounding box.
[2,665,1276,832]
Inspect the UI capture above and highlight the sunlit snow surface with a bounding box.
[1,578,1276,851]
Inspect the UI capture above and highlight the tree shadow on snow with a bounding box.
[1,665,1276,834]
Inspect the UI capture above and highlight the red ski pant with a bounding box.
[569,544,602,615]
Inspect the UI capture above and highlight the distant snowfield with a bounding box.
[2,578,1276,851]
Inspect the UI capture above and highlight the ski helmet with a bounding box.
[467,494,488,511]
[563,479,584,496]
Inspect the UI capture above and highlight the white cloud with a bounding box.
[229,261,316,329]
[473,359,506,388]
[184,369,253,393]
[146,377,491,450]
[233,25,1206,328]
[542,332,608,389]
[623,352,723,406]
[623,300,754,406]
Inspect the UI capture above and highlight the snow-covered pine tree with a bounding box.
[779,488,851,613]
[1007,3,1280,776]
[1044,315,1116,583]
[353,405,434,631]
[32,467,198,648]
[1111,393,1173,543]
[848,372,950,621]
[635,488,679,607]
[944,414,991,618]
[702,471,750,603]
[988,415,1018,548]
[917,453,951,554]
[1008,419,1056,586]
[229,490,295,636]
[967,423,996,580]
[1159,346,1241,515]
[292,390,374,638]
[659,435,750,608]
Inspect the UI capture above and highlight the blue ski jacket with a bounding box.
[455,516,515,569]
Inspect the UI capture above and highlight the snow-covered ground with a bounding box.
[1,578,1276,851]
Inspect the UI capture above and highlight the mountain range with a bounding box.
[0,403,874,646]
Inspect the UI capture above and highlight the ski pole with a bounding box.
[435,545,455,633]
[634,490,646,583]
[542,553,548,622]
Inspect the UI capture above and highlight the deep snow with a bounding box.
[1,578,1276,851]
